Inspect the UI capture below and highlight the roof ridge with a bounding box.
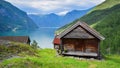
[56,21,105,40]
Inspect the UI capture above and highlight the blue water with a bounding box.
[0,28,58,48]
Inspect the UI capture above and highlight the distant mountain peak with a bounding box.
[47,13,57,16]
[29,8,92,27]
[0,1,38,32]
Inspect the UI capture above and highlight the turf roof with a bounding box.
[55,19,79,35]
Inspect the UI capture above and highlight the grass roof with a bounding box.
[55,19,79,35]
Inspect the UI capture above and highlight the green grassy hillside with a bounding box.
[89,0,120,12]
[91,6,120,54]
[80,0,120,54]
[0,42,120,68]
[0,49,120,68]
[0,42,38,60]
[80,0,120,24]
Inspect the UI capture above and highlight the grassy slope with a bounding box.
[0,49,120,68]
[91,7,120,54]
[89,0,120,12]
[79,0,120,54]
[0,42,38,60]
[80,0,120,24]
[55,19,79,35]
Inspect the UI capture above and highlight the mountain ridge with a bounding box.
[29,8,92,27]
[0,0,38,32]
[79,0,120,54]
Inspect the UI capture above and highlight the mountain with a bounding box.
[61,9,91,26]
[80,0,120,25]
[80,0,120,54]
[0,0,38,32]
[29,13,62,27]
[60,0,120,54]
[29,8,92,27]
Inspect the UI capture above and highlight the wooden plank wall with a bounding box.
[63,26,95,39]
[62,38,99,53]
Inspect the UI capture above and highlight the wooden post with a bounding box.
[60,39,63,55]
[97,41,101,60]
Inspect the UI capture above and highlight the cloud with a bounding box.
[6,0,105,14]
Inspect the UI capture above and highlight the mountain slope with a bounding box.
[61,9,92,26]
[29,8,91,27]
[90,4,120,54]
[57,0,120,54]
[89,0,120,12]
[80,0,120,25]
[80,0,120,54]
[29,13,62,27]
[0,0,38,32]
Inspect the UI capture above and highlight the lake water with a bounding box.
[0,28,58,48]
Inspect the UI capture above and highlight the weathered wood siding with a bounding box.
[62,38,99,53]
[84,39,98,53]
[63,26,95,39]
[62,38,75,51]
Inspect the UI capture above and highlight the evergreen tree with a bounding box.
[31,40,39,49]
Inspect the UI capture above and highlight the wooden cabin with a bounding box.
[0,36,31,44]
[53,21,105,59]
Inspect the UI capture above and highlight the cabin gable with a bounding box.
[57,21,105,40]
[63,26,95,39]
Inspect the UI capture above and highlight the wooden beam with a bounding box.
[97,41,101,59]
[60,39,64,54]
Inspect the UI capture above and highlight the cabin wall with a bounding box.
[84,39,98,53]
[62,38,99,53]
[62,38,75,51]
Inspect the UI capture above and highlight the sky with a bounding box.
[6,0,105,15]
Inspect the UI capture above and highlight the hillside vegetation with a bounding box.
[0,48,120,68]
[79,0,120,54]
[0,42,38,61]
[89,0,120,12]
[0,42,120,68]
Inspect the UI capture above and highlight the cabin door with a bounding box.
[75,39,85,52]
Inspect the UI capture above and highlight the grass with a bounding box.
[0,42,38,60]
[0,48,120,68]
[90,0,120,12]
[55,19,79,35]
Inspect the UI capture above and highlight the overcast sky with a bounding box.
[6,0,105,15]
